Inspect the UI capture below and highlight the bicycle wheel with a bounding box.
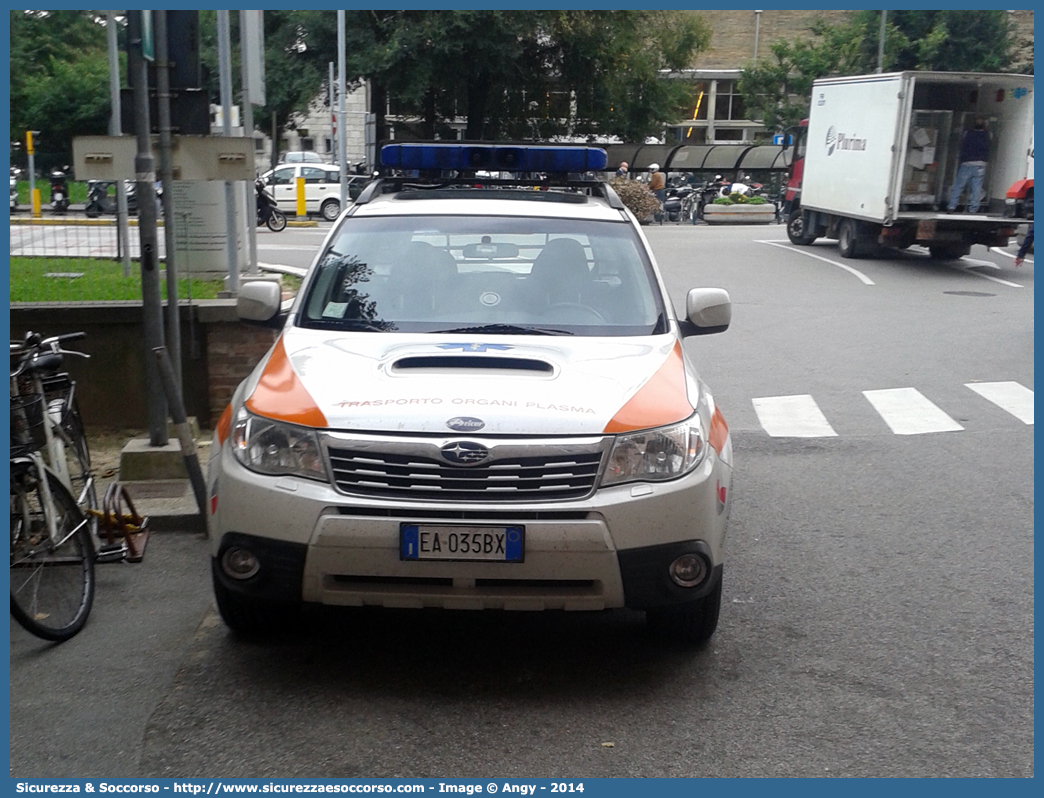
[47,394,98,538]
[10,463,95,642]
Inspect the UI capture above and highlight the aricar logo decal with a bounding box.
[447,416,485,432]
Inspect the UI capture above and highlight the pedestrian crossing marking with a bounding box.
[751,394,838,438]
[862,388,964,435]
[965,381,1034,425]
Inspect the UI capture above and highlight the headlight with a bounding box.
[603,416,707,486]
[231,408,327,481]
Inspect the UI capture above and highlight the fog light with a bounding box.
[669,553,708,588]
[221,546,260,580]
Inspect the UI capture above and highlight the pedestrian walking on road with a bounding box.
[948,116,990,214]
[615,161,629,178]
[1013,223,1033,267]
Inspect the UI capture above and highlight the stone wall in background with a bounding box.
[11,300,277,431]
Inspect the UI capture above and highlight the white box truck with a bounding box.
[782,71,1034,259]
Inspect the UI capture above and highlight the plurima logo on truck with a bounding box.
[826,125,867,156]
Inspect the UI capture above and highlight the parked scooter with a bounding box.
[256,179,287,232]
[49,165,71,213]
[84,180,139,218]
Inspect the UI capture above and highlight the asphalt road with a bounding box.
[10,222,1034,779]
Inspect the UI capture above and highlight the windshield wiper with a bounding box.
[436,324,573,336]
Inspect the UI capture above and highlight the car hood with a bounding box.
[242,328,697,436]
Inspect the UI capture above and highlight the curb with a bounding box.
[12,217,322,228]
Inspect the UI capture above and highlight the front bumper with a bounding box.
[208,434,732,612]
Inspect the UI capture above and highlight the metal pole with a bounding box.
[153,346,208,523]
[27,145,36,217]
[217,10,239,295]
[877,10,887,74]
[338,11,348,207]
[106,12,132,277]
[329,61,335,161]
[155,10,182,393]
[241,10,258,276]
[754,10,762,62]
[129,10,169,446]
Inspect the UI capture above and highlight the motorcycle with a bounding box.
[84,180,139,218]
[695,177,729,222]
[662,185,696,223]
[10,172,18,211]
[48,165,71,213]
[256,179,287,232]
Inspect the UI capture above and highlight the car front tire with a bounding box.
[211,559,298,638]
[646,569,722,648]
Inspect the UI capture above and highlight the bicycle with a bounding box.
[10,332,96,537]
[10,362,95,641]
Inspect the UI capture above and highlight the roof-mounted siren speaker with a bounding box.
[462,146,493,170]
[494,147,525,170]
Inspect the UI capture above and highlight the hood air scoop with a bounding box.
[390,355,554,375]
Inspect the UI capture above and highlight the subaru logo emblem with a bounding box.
[441,441,489,466]
[446,416,485,432]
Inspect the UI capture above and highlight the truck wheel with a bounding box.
[928,244,970,261]
[837,218,865,258]
[787,209,816,245]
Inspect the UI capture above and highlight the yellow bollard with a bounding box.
[296,176,306,219]
[31,188,41,218]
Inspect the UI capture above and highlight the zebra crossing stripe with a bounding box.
[965,381,1034,425]
[862,388,964,435]
[752,394,838,437]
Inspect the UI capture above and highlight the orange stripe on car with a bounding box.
[709,406,728,455]
[215,403,233,446]
[245,336,328,428]
[604,342,693,433]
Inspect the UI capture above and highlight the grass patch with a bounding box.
[16,180,89,206]
[11,257,227,302]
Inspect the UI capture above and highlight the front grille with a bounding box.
[327,447,603,502]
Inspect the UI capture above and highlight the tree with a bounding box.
[10,10,116,163]
[739,10,1023,135]
[316,10,711,143]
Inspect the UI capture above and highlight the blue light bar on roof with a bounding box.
[380,143,608,174]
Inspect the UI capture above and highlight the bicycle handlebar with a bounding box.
[10,331,89,378]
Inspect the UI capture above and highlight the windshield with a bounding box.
[297,215,666,336]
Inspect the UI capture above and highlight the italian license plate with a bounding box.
[400,524,524,562]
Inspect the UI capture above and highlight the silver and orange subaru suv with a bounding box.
[207,143,733,645]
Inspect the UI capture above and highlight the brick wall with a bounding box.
[689,9,1034,72]
[689,10,855,69]
[11,300,278,431]
[205,322,278,425]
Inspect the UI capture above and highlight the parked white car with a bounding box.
[260,163,367,221]
[210,143,734,647]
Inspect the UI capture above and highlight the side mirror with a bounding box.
[237,280,283,326]
[680,288,731,336]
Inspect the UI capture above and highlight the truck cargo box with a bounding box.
[802,72,1034,224]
